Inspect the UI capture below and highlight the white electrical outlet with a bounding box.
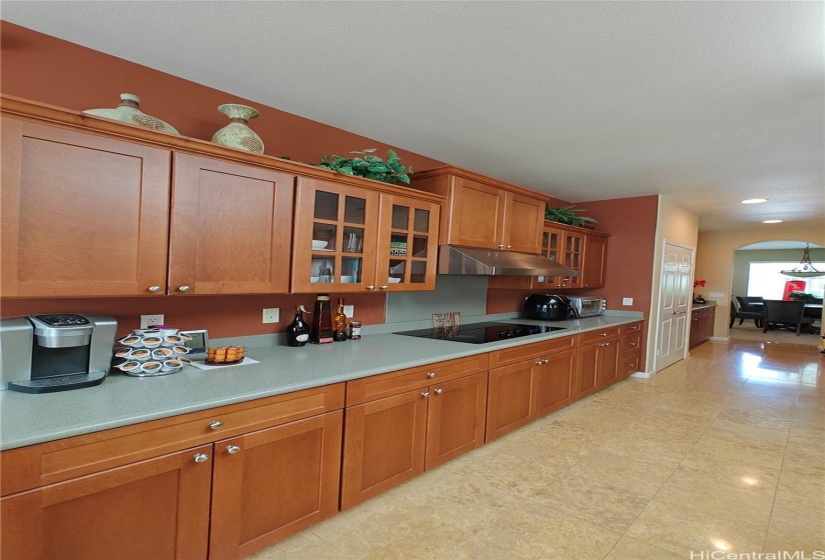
[622,298,634,306]
[140,314,165,328]
[344,305,354,317]
[708,292,724,298]
[262,308,280,323]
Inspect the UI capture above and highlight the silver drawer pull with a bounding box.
[148,285,162,293]
[433,388,444,395]
[178,285,192,292]
[226,445,242,454]
[421,391,431,398]
[209,420,224,430]
[599,333,607,337]
[426,372,436,378]
[193,453,210,463]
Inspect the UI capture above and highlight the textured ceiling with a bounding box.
[3,1,823,231]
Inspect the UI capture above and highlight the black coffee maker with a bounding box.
[523,294,574,321]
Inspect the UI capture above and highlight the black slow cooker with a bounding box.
[524,294,573,321]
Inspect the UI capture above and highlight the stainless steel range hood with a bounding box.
[437,245,579,277]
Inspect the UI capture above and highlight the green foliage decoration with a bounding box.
[318,148,413,185]
[545,206,598,228]
[788,292,816,302]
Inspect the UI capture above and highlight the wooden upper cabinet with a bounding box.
[411,167,545,254]
[376,193,440,291]
[502,192,545,253]
[291,177,441,293]
[1,117,171,297]
[169,154,295,295]
[581,233,608,289]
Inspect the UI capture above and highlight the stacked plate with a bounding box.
[114,328,192,377]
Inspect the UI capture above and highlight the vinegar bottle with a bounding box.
[309,294,334,344]
[333,298,348,342]
[285,305,309,347]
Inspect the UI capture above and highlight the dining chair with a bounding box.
[730,297,765,328]
[762,300,815,335]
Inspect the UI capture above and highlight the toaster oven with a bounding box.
[568,296,606,318]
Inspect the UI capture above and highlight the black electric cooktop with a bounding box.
[393,321,566,344]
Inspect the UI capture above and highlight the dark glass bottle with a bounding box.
[309,294,334,344]
[333,298,348,342]
[285,305,309,347]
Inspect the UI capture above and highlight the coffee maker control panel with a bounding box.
[33,314,91,327]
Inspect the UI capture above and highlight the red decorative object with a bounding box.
[783,280,806,300]
[693,279,706,288]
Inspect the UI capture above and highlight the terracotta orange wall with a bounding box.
[0,293,385,339]
[0,22,448,337]
[0,22,444,171]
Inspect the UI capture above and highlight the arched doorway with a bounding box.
[728,240,823,344]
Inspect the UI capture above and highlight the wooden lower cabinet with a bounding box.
[534,349,576,417]
[689,305,716,349]
[341,371,488,509]
[576,339,620,398]
[209,411,343,560]
[1,444,213,560]
[486,361,536,441]
[486,347,577,441]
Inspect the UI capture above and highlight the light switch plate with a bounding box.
[708,292,724,298]
[622,298,633,306]
[262,308,280,323]
[140,314,165,328]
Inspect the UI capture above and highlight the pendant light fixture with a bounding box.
[780,244,824,278]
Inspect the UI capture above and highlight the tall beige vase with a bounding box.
[211,104,264,153]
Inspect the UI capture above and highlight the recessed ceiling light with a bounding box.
[762,220,783,223]
[741,198,768,204]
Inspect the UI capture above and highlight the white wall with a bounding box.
[646,195,700,372]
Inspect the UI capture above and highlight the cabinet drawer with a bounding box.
[578,327,621,344]
[619,352,641,376]
[489,336,576,368]
[619,333,642,356]
[1,383,345,496]
[345,354,489,406]
[619,322,643,335]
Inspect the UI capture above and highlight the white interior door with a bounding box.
[656,242,693,371]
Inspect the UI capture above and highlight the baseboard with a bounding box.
[630,370,652,379]
[709,336,730,342]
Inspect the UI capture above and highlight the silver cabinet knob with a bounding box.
[366,285,376,291]
[421,391,431,398]
[498,244,507,249]
[433,388,444,395]
[209,420,224,430]
[178,285,191,292]
[506,245,512,249]
[226,445,242,454]
[600,333,607,337]
[379,285,389,290]
[426,372,436,378]
[630,342,637,348]
[193,453,210,463]
[148,286,162,293]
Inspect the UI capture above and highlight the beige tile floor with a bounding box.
[251,338,824,560]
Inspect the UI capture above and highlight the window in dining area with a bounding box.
[747,262,825,299]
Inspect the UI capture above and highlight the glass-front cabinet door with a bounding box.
[563,232,583,288]
[536,226,564,288]
[292,178,379,293]
[376,194,440,291]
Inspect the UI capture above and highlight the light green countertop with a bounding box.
[0,315,643,451]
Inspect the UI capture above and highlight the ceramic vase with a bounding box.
[211,104,264,154]
[83,93,179,134]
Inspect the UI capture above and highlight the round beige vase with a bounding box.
[211,104,265,154]
[83,93,180,134]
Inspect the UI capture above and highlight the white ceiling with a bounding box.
[3,1,824,231]
[739,241,823,251]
